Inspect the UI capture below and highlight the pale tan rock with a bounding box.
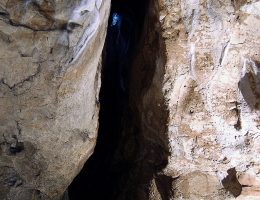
[125,0,260,199]
[0,0,259,199]
[0,0,110,199]
[158,0,260,199]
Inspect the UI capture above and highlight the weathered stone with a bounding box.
[142,0,260,199]
[0,0,110,199]
[0,0,259,199]
[119,0,260,199]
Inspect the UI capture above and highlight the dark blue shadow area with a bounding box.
[68,1,149,200]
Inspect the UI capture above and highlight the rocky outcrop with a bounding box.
[0,0,259,199]
[0,0,110,199]
[126,0,260,199]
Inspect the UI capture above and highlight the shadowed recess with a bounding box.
[68,0,149,199]
[222,168,242,197]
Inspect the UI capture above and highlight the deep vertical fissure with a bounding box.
[68,0,150,199]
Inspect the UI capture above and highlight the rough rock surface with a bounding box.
[0,0,259,199]
[129,0,260,199]
[0,0,110,199]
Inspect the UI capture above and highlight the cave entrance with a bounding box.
[68,0,149,199]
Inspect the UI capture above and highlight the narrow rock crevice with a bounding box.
[68,0,171,199]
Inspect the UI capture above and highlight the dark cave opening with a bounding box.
[68,1,149,199]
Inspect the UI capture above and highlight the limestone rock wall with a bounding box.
[0,0,259,199]
[145,0,260,199]
[111,0,259,199]
[0,0,110,199]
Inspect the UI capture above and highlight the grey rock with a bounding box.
[0,0,111,199]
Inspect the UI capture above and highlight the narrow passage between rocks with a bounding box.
[68,0,148,199]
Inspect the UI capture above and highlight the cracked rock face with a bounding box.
[117,0,259,199]
[0,0,110,199]
[139,0,260,199]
